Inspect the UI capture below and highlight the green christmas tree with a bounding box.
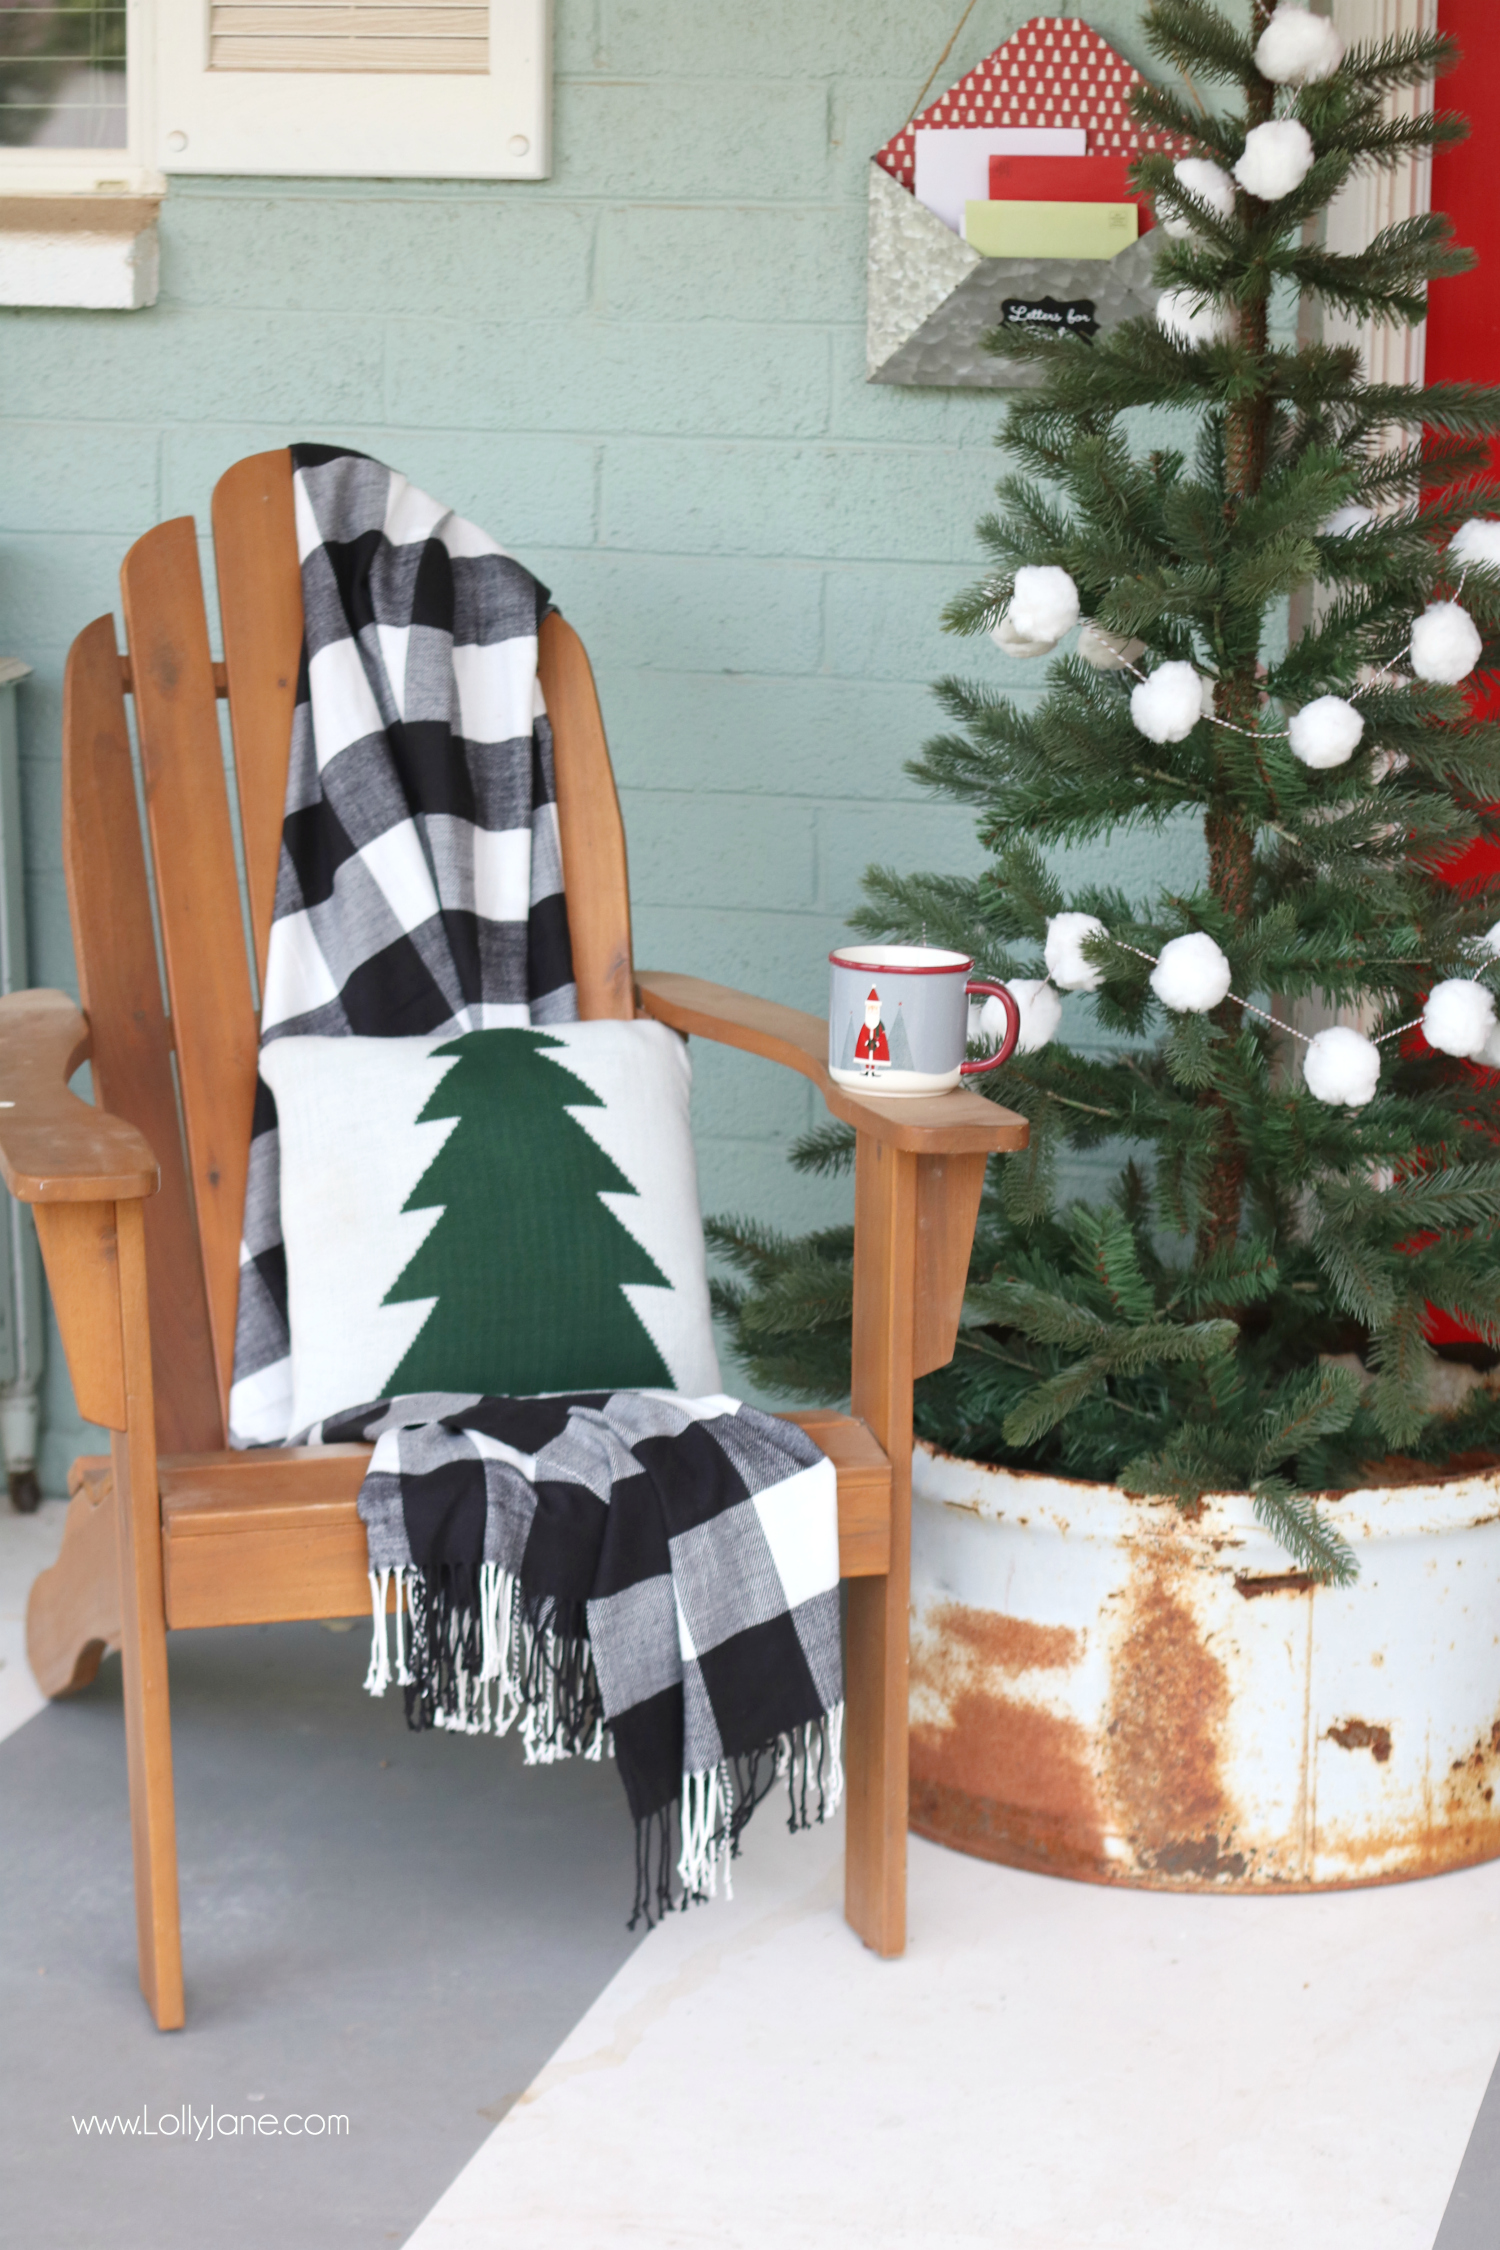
[386,1029,671,1396]
[712,1,1500,1582]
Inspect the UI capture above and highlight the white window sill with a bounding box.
[0,193,161,311]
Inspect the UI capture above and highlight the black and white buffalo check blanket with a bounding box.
[229,447,843,1920]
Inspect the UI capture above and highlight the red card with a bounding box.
[987,152,1153,230]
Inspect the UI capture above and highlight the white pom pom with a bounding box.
[1234,119,1316,202]
[1254,4,1344,84]
[1450,518,1500,572]
[1150,932,1233,1014]
[1156,287,1234,347]
[1008,565,1080,645]
[1303,1025,1381,1108]
[1423,978,1497,1059]
[1321,503,1374,538]
[1045,913,1108,994]
[1410,600,1483,685]
[1161,156,1236,238]
[1288,695,1364,770]
[983,978,1062,1056]
[1131,661,1205,744]
[1476,919,1500,959]
[991,615,1058,659]
[1076,621,1147,671]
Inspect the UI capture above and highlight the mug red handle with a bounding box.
[962,979,1021,1074]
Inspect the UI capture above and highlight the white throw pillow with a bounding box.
[260,1020,722,1436]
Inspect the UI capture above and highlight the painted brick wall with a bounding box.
[0,0,1203,1489]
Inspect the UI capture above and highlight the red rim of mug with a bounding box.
[828,948,974,977]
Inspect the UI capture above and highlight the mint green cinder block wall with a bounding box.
[0,0,1206,1492]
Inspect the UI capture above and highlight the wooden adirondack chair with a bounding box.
[7,449,1026,2030]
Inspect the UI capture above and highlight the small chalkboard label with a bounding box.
[999,295,1099,339]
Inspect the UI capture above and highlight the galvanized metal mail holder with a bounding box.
[865,160,1160,390]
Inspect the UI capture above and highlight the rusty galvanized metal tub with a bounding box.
[910,1444,1500,1889]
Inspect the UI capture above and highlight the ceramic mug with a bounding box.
[828,945,1021,1097]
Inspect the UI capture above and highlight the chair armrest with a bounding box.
[0,991,158,1202]
[636,971,1027,1155]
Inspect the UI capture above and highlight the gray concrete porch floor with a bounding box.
[0,1597,644,2249]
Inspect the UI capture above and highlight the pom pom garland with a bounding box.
[1303,1025,1381,1109]
[1007,565,1080,645]
[1161,157,1236,239]
[1234,119,1316,202]
[1150,932,1233,1014]
[991,615,1058,660]
[1254,4,1344,85]
[1321,503,1374,538]
[1422,978,1497,1059]
[1013,915,1500,1104]
[1410,600,1482,685]
[1450,518,1500,572]
[1288,695,1364,770]
[1044,913,1108,994]
[1156,288,1234,347]
[1131,661,1206,743]
[988,979,1061,1056]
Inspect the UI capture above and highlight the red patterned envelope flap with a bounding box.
[874,13,1189,191]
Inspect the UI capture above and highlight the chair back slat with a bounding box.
[120,519,260,1429]
[213,451,302,991]
[540,614,635,1020]
[62,616,225,1453]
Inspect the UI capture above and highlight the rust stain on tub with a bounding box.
[910,1600,1107,1878]
[1327,1718,1392,1763]
[1102,1560,1247,1881]
[922,1601,1082,1675]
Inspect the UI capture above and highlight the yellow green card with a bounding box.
[963,201,1140,261]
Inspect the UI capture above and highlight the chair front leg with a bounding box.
[843,1133,918,1958]
[35,1194,182,2028]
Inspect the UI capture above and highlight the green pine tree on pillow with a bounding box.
[385,1030,672,1396]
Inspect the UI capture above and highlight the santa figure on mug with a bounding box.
[855,987,890,1078]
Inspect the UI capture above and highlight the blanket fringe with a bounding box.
[363,1559,607,1757]
[366,1573,844,1932]
[662,1703,847,1923]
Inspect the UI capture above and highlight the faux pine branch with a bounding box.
[712,0,1500,1582]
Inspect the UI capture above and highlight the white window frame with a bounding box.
[0,0,550,194]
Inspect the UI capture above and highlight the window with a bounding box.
[0,0,151,192]
[0,0,128,151]
[0,0,550,194]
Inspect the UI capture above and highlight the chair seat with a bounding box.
[129,1409,891,1632]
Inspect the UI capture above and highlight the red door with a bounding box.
[1429,2,1500,408]
[1425,1,1500,1345]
